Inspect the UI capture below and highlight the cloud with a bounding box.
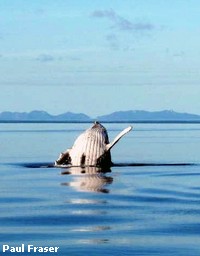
[173,51,185,57]
[36,54,55,62]
[105,33,119,50]
[68,56,81,61]
[91,9,116,19]
[91,9,154,32]
[35,54,81,62]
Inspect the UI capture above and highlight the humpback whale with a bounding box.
[55,122,132,167]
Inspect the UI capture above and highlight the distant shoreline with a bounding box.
[1,110,200,123]
[1,120,200,124]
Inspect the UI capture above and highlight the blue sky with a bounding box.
[1,0,200,117]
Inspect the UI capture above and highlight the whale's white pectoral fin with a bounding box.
[106,126,132,151]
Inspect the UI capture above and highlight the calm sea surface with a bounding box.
[1,122,200,255]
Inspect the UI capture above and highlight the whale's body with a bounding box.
[55,122,132,167]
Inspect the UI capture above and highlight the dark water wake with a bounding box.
[9,162,197,169]
[113,162,196,167]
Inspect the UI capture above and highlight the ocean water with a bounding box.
[0,122,200,255]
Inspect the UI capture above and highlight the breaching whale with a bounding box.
[55,121,132,167]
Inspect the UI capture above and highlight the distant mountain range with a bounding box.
[97,110,200,122]
[0,111,90,122]
[0,110,200,122]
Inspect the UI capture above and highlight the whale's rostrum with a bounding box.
[55,121,132,167]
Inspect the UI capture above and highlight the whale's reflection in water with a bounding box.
[61,166,113,193]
